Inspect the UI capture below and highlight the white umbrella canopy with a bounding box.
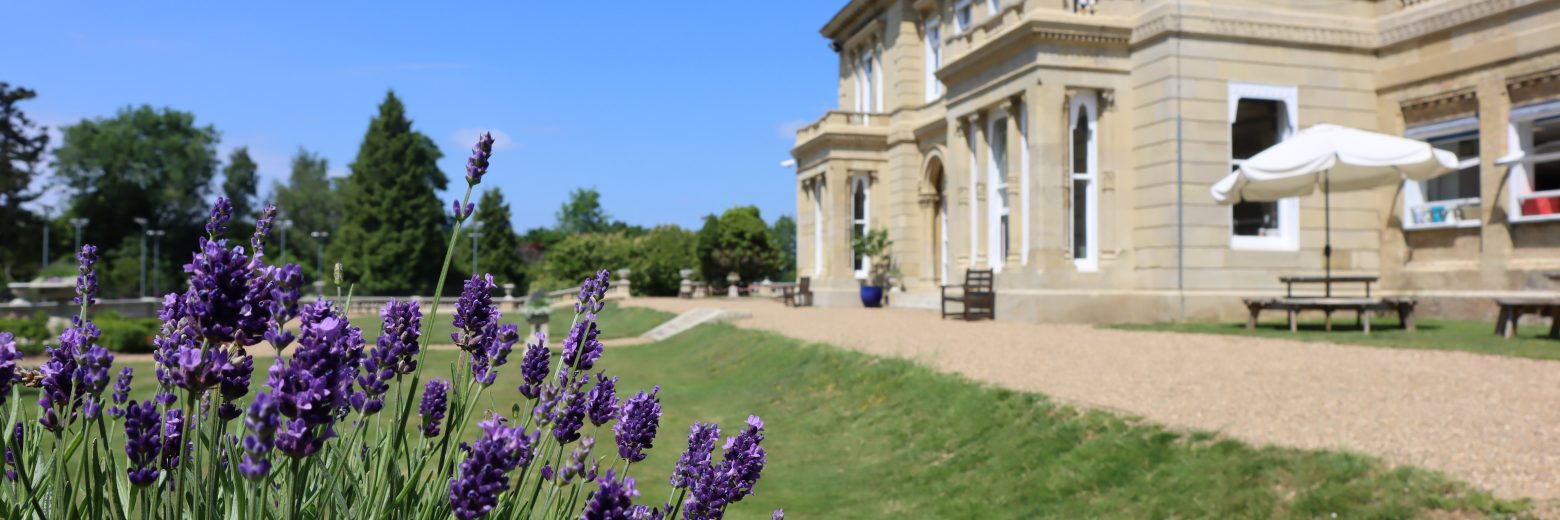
[1211,124,1459,204]
[1208,123,1459,297]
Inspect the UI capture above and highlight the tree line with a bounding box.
[0,83,794,299]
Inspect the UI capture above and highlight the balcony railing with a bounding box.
[795,110,889,144]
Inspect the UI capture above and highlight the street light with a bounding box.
[147,229,166,296]
[68,217,89,255]
[278,219,293,264]
[468,221,484,276]
[39,205,52,270]
[309,231,329,283]
[133,217,149,297]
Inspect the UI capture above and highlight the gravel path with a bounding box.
[621,297,1560,502]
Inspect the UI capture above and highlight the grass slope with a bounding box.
[346,300,675,343]
[1112,318,1560,362]
[78,322,1527,519]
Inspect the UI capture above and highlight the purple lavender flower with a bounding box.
[465,131,495,186]
[561,319,603,372]
[630,505,664,520]
[552,385,588,445]
[671,422,720,489]
[452,274,498,352]
[452,199,475,220]
[40,319,112,431]
[376,299,422,375]
[207,196,234,236]
[239,392,279,479]
[517,333,549,400]
[613,386,661,463]
[561,435,595,483]
[575,270,611,314]
[161,409,185,470]
[74,244,99,306]
[0,333,19,407]
[266,300,364,457]
[4,423,20,482]
[580,470,639,520]
[448,414,536,520]
[419,378,451,438]
[772,509,784,520]
[108,367,133,418]
[252,203,277,255]
[123,400,161,486]
[471,324,519,387]
[586,372,619,427]
[179,199,305,349]
[220,348,254,401]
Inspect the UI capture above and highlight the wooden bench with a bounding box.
[1243,297,1414,335]
[941,269,995,321]
[782,277,813,307]
[1493,298,1560,339]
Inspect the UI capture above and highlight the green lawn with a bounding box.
[1111,317,1560,361]
[58,320,1530,518]
[346,300,675,343]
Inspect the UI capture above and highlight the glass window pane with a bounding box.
[1232,99,1281,160]
[1072,108,1090,174]
[1232,201,1279,236]
[852,185,866,220]
[1073,180,1088,258]
[1536,159,1560,192]
[1533,119,1560,155]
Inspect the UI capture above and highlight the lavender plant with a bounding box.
[0,132,775,519]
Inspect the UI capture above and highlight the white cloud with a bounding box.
[451,128,515,151]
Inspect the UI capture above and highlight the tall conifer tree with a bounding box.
[332,91,448,294]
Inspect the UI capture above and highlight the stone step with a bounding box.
[640,307,751,342]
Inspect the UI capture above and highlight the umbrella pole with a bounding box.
[1324,171,1332,298]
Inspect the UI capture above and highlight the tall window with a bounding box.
[1403,118,1480,229]
[924,17,942,103]
[955,0,973,33]
[853,49,875,116]
[987,0,1001,14]
[851,176,869,277]
[1228,82,1299,250]
[1069,91,1098,271]
[1509,101,1560,222]
[988,116,1010,269]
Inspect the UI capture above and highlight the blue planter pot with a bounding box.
[860,286,884,308]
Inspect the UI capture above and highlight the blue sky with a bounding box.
[4,1,844,230]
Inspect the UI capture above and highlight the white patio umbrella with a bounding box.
[1210,124,1459,296]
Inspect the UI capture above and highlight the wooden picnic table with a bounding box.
[1278,275,1378,298]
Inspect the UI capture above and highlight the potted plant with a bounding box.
[521,290,552,336]
[850,228,893,308]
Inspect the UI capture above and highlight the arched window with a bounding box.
[1069,91,1099,271]
[851,176,870,278]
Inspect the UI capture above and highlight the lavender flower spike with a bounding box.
[613,385,661,463]
[0,333,19,407]
[108,367,133,418]
[239,392,279,479]
[252,203,277,255]
[671,422,720,489]
[448,414,536,520]
[420,378,451,438]
[207,196,233,237]
[772,509,785,520]
[465,131,495,186]
[586,372,619,427]
[517,333,549,400]
[123,400,161,486]
[580,470,639,520]
[74,244,99,306]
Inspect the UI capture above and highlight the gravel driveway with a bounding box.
[622,297,1560,502]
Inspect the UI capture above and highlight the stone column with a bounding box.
[827,164,851,283]
[971,110,989,269]
[1477,78,1512,287]
[1025,82,1052,271]
[952,117,972,270]
[1004,96,1024,269]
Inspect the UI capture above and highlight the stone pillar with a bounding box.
[827,164,851,283]
[1025,82,1052,271]
[1477,78,1513,286]
[1004,96,1024,269]
[971,111,989,269]
[952,118,972,270]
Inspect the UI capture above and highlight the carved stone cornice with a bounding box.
[1132,10,1376,51]
[1508,68,1560,106]
[1400,87,1478,126]
[1378,0,1541,49]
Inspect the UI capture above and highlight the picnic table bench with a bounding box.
[1493,297,1560,339]
[1243,275,1415,334]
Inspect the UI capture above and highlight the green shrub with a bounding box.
[695,205,782,287]
[91,312,160,353]
[535,232,635,291]
[629,225,696,296]
[0,312,52,355]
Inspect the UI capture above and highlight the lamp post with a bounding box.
[39,205,52,270]
[468,221,483,276]
[68,217,89,255]
[278,219,293,264]
[310,231,329,283]
[148,229,166,296]
[133,217,149,297]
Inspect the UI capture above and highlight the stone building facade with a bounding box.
[791,0,1560,323]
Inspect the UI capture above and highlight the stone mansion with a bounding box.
[789,0,1560,322]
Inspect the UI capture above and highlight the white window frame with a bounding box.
[923,17,942,103]
[987,114,1010,271]
[1019,101,1030,266]
[1506,99,1560,224]
[967,121,979,263]
[1227,82,1300,251]
[851,175,871,279]
[812,182,824,277]
[939,190,950,285]
[1402,117,1481,231]
[1069,91,1100,271]
[955,0,973,33]
[873,47,883,114]
[987,0,1001,14]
